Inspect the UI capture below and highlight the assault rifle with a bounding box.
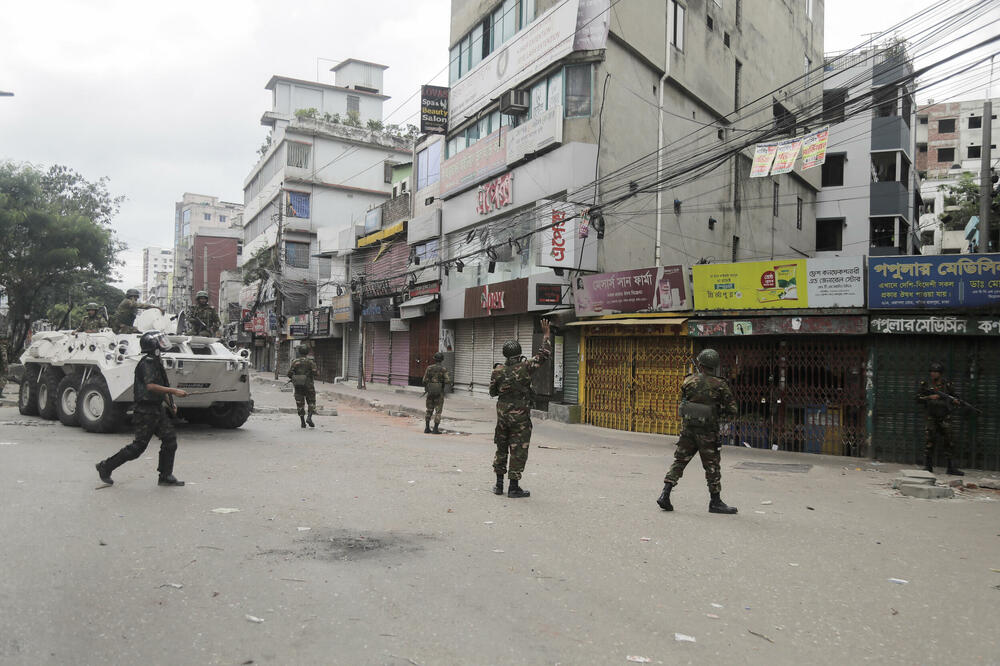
[929,388,982,415]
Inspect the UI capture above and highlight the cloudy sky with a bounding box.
[1,0,994,289]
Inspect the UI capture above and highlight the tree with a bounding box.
[940,171,1000,232]
[0,162,124,355]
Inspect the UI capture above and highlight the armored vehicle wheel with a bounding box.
[18,375,39,416]
[37,368,62,420]
[56,374,82,427]
[77,376,124,433]
[206,401,252,429]
[180,407,210,424]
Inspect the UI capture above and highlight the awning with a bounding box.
[567,317,688,327]
[399,294,438,319]
[357,220,407,248]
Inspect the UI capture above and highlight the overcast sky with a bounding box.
[1,0,994,289]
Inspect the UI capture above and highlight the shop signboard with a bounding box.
[537,200,597,272]
[871,315,1000,335]
[868,254,1000,309]
[689,315,868,337]
[693,257,864,311]
[330,294,354,323]
[361,297,398,322]
[310,307,331,337]
[420,85,449,135]
[464,278,529,318]
[440,128,508,198]
[287,314,310,338]
[536,283,564,305]
[575,265,689,316]
[507,105,564,164]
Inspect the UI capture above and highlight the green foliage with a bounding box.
[257,132,272,159]
[344,110,362,127]
[322,112,341,124]
[294,107,319,120]
[940,172,999,232]
[366,119,384,132]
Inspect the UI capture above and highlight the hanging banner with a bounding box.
[693,257,864,310]
[420,85,449,135]
[770,138,803,175]
[800,127,830,170]
[750,143,778,178]
[575,265,690,316]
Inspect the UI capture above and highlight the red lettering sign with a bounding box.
[476,172,514,215]
[550,210,567,261]
[481,285,506,314]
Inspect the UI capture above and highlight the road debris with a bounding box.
[492,549,505,553]
[788,563,799,567]
[626,657,652,663]
[806,506,815,510]
[760,501,773,505]
[483,521,494,525]
[748,629,774,643]
[674,633,696,643]
[245,614,265,623]
[706,613,720,619]
[891,608,899,615]
[640,537,651,542]
[297,527,311,531]
[711,603,723,608]
[159,583,183,589]
[888,578,909,585]
[211,508,240,514]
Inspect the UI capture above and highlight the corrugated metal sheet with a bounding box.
[517,315,535,360]
[563,328,580,405]
[473,318,495,392]
[453,320,474,390]
[366,322,391,384]
[389,331,410,387]
[493,317,516,366]
[347,324,361,379]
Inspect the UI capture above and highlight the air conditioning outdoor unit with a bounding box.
[500,89,530,116]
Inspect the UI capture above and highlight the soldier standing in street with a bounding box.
[75,302,109,333]
[657,348,739,514]
[95,331,187,487]
[287,344,317,428]
[489,319,552,498]
[186,290,221,337]
[917,362,964,476]
[422,351,451,434]
[113,288,160,334]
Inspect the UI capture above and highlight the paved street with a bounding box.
[1,381,999,666]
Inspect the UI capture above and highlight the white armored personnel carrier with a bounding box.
[16,309,253,432]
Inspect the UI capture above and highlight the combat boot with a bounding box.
[306,411,315,428]
[656,482,674,511]
[299,414,307,428]
[708,493,737,514]
[96,461,114,485]
[508,479,530,498]
[158,474,185,487]
[923,454,933,473]
[946,459,964,476]
[493,474,504,495]
[432,422,441,434]
[424,418,431,434]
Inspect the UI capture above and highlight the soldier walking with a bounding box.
[75,302,109,333]
[287,344,317,428]
[489,319,551,499]
[657,348,739,514]
[95,331,187,487]
[917,362,963,476]
[113,288,161,334]
[186,290,221,337]
[422,351,451,434]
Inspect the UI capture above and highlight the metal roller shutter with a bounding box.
[347,324,361,379]
[367,323,391,384]
[492,316,516,366]
[389,331,410,387]
[517,315,535,359]
[453,320,474,390]
[472,318,494,392]
[563,328,580,405]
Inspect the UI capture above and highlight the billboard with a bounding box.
[420,85,449,135]
[575,265,689,317]
[693,257,864,311]
[868,254,1000,309]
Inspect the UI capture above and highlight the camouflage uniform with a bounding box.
[422,362,452,427]
[113,298,156,334]
[186,304,221,336]
[489,337,551,481]
[287,355,318,417]
[76,313,109,333]
[664,371,738,494]
[917,377,956,460]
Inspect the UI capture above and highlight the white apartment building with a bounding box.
[141,247,174,301]
[174,193,243,309]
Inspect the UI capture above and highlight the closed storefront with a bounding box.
[347,323,361,380]
[453,320,474,389]
[312,338,342,382]
[870,316,1000,470]
[389,330,410,387]
[365,322,391,384]
[562,327,580,405]
[472,317,495,392]
[407,310,440,386]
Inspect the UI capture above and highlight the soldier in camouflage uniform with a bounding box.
[75,303,109,333]
[186,290,221,337]
[113,288,160,334]
[489,319,552,499]
[422,351,451,434]
[287,344,317,428]
[657,348,739,514]
[917,362,964,476]
[95,331,187,487]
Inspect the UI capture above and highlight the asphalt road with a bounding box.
[1,402,999,665]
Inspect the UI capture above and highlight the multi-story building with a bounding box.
[141,247,174,302]
[147,271,173,309]
[173,193,243,310]
[815,45,919,257]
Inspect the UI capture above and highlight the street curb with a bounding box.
[252,406,338,416]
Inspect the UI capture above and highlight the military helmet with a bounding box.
[139,330,170,354]
[85,302,99,311]
[929,362,944,373]
[296,345,309,356]
[696,348,721,371]
[126,288,140,298]
[502,339,522,358]
[196,290,209,301]
[433,351,444,362]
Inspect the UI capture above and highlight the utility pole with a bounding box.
[979,56,995,252]
[356,276,366,390]
[273,191,284,380]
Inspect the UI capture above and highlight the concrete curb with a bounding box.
[252,406,338,416]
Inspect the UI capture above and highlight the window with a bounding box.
[707,15,713,31]
[918,116,928,124]
[669,1,685,50]
[806,0,813,20]
[416,142,442,190]
[772,181,779,216]
[938,118,955,133]
[724,31,730,47]
[917,144,927,153]
[822,89,847,124]
[870,218,895,248]
[936,147,955,163]
[285,241,310,268]
[731,235,740,262]
[347,95,360,115]
[449,45,461,85]
[969,116,982,129]
[286,191,310,218]
[874,86,897,117]
[287,142,310,168]
[470,23,484,70]
[384,161,395,184]
[522,0,535,24]
[415,239,440,265]
[796,197,803,230]
[565,65,592,117]
[204,213,212,221]
[734,60,742,111]
[816,219,844,251]
[735,0,742,28]
[219,215,227,223]
[773,101,796,135]
[821,154,845,186]
[968,145,981,159]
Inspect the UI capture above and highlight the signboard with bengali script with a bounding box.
[868,254,1000,309]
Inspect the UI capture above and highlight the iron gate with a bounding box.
[873,336,1000,470]
[698,337,867,456]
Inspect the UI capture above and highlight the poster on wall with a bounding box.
[692,257,864,310]
[574,265,689,316]
[868,254,1000,309]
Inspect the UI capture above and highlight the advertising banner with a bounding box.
[330,294,355,323]
[868,254,1000,309]
[361,297,398,321]
[507,105,564,164]
[310,307,331,337]
[440,127,508,197]
[287,314,310,338]
[800,127,830,170]
[770,138,803,175]
[464,278,529,318]
[420,85,449,135]
[750,143,778,178]
[693,257,864,310]
[575,265,689,316]
[750,126,829,177]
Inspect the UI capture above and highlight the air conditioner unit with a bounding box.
[500,89,530,116]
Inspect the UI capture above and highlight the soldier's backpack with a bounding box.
[290,360,309,388]
[496,361,533,404]
[425,380,443,397]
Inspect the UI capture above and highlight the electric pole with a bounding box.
[273,191,284,379]
[979,56,995,252]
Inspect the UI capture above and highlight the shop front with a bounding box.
[361,297,398,386]
[310,302,344,382]
[400,282,441,386]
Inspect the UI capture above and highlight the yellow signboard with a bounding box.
[693,260,806,310]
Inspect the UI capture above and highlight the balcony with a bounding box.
[870,181,908,218]
[871,116,911,155]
